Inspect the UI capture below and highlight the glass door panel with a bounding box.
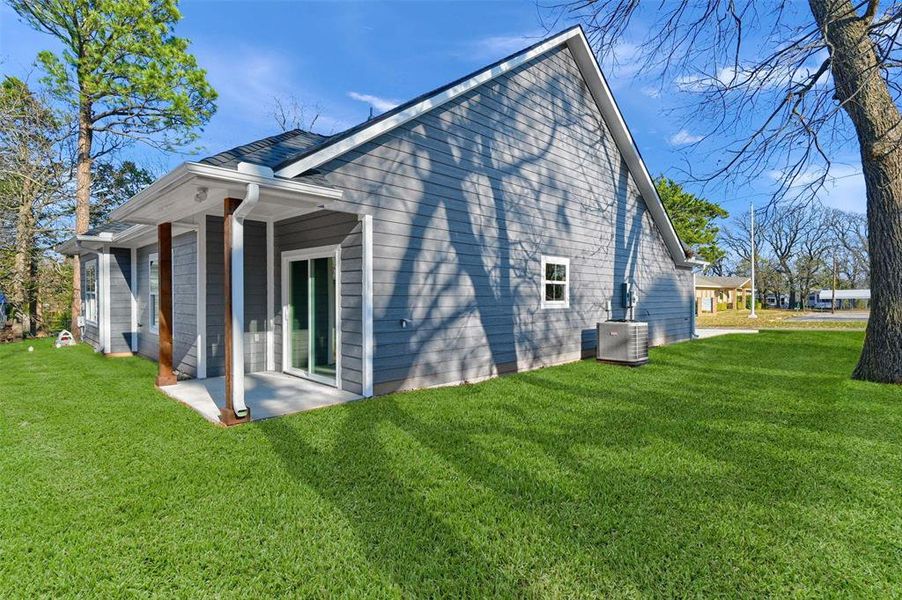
[285,253,337,385]
[311,256,336,379]
[289,260,309,372]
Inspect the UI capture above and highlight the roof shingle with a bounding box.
[200,129,333,170]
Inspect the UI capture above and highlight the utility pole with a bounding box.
[831,251,837,314]
[749,202,758,319]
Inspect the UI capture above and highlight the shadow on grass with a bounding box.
[257,330,900,595]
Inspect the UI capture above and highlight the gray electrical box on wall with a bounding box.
[622,281,636,308]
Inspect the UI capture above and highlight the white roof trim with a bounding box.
[273,27,690,267]
[565,32,689,267]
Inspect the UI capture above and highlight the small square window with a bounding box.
[541,256,569,309]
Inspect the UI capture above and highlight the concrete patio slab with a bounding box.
[788,312,869,322]
[161,371,362,423]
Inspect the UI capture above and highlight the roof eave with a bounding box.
[109,161,344,224]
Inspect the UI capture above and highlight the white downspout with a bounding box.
[229,162,271,418]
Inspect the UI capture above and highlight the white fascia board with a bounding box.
[109,161,343,224]
[564,33,690,268]
[274,29,582,179]
[109,163,195,222]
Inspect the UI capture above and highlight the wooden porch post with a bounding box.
[156,222,177,387]
[221,197,250,425]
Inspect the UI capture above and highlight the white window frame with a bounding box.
[83,257,99,325]
[541,256,570,309]
[148,252,159,335]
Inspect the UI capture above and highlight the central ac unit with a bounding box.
[597,320,649,366]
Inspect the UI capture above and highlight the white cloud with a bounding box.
[464,31,546,60]
[183,41,352,155]
[599,40,643,80]
[767,164,866,213]
[196,45,294,119]
[348,91,399,113]
[669,129,703,145]
[675,54,831,93]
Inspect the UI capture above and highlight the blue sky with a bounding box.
[0,0,866,215]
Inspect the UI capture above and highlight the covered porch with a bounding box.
[109,160,374,425]
[161,371,362,423]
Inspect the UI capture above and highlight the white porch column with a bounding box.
[196,216,207,379]
[266,219,275,371]
[361,214,374,397]
[130,247,138,352]
[101,246,111,353]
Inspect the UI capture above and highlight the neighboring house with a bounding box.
[59,26,699,423]
[695,275,751,314]
[766,292,790,309]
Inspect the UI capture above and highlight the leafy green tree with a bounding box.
[8,0,217,334]
[90,161,155,227]
[655,176,728,269]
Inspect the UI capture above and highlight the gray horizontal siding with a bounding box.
[273,210,363,395]
[314,44,691,393]
[108,247,134,353]
[206,216,225,377]
[172,232,198,377]
[206,216,268,378]
[244,220,267,373]
[136,234,198,377]
[136,244,158,361]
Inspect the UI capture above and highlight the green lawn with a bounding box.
[1,333,900,597]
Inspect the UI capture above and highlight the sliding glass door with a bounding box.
[283,248,339,386]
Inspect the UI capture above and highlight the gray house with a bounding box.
[60,27,699,424]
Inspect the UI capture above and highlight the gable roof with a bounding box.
[696,275,751,289]
[270,26,693,268]
[201,129,333,170]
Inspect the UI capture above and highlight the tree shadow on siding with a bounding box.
[340,50,647,390]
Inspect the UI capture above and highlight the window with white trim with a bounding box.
[541,256,570,309]
[149,253,159,334]
[84,258,98,324]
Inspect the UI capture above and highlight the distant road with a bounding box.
[789,312,870,322]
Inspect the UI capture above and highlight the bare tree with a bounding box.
[828,208,870,286]
[549,0,902,382]
[270,95,322,132]
[794,204,834,305]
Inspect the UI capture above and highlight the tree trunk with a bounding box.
[70,103,92,339]
[809,0,902,383]
[13,180,36,336]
